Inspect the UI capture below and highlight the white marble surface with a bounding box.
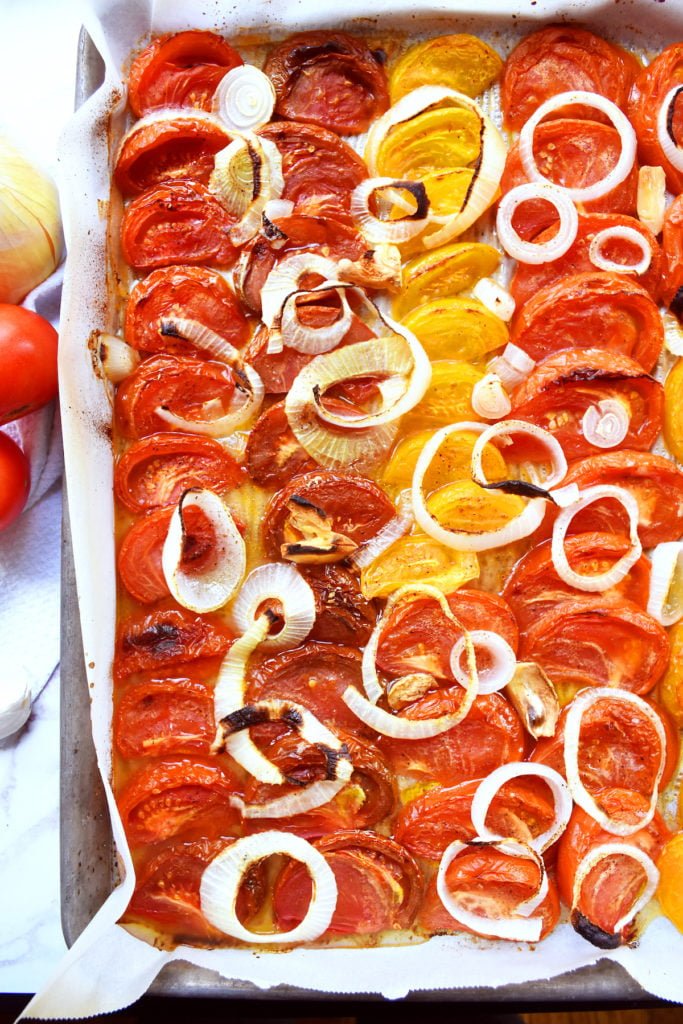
[0,0,85,997]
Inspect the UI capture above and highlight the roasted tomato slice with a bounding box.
[300,563,377,647]
[418,841,560,940]
[114,606,233,680]
[378,690,527,787]
[531,692,680,794]
[115,354,237,439]
[510,215,663,309]
[120,180,239,271]
[247,642,369,738]
[519,597,670,700]
[273,830,423,935]
[509,271,663,373]
[245,401,317,488]
[543,450,683,548]
[628,43,683,194]
[114,115,231,195]
[117,760,242,845]
[124,265,251,356]
[114,674,215,758]
[264,31,389,135]
[556,791,671,947]
[115,433,242,513]
[262,470,395,564]
[127,30,243,117]
[125,837,266,941]
[502,532,651,632]
[662,194,683,314]
[258,121,367,213]
[509,348,663,461]
[375,589,518,682]
[118,507,173,604]
[501,119,638,239]
[501,25,639,131]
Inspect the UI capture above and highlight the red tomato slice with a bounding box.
[628,43,683,194]
[501,119,639,239]
[378,690,527,787]
[418,843,560,940]
[127,31,243,117]
[502,532,651,632]
[114,115,231,195]
[114,675,215,758]
[510,215,663,309]
[126,838,266,940]
[114,433,243,514]
[375,589,518,682]
[124,265,251,356]
[120,180,239,272]
[262,470,395,562]
[245,401,317,488]
[501,26,639,131]
[662,194,683,312]
[542,450,683,548]
[264,31,389,135]
[300,563,378,647]
[519,597,670,697]
[114,606,233,681]
[117,760,242,845]
[556,791,670,945]
[273,831,423,935]
[509,348,663,461]
[258,121,368,214]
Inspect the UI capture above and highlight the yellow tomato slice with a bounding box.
[402,296,508,363]
[657,833,683,932]
[389,34,503,102]
[361,532,479,598]
[375,106,481,179]
[401,361,483,432]
[382,426,507,495]
[426,479,526,534]
[658,619,683,728]
[664,358,683,463]
[393,242,500,319]
[422,167,475,217]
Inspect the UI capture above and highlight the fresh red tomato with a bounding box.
[501,25,639,131]
[117,760,242,845]
[662,194,683,313]
[378,690,527,787]
[114,675,215,758]
[114,115,231,195]
[501,119,639,239]
[628,43,683,194]
[556,791,670,946]
[0,432,30,531]
[519,597,670,697]
[245,402,317,488]
[300,563,377,647]
[114,433,243,513]
[509,272,663,373]
[124,265,251,356]
[509,348,663,461]
[0,305,58,425]
[127,31,243,117]
[502,532,651,632]
[114,606,233,680]
[273,831,423,935]
[120,180,239,271]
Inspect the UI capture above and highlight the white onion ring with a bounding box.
[231,563,316,649]
[647,541,683,626]
[350,177,430,243]
[212,65,276,132]
[496,182,579,264]
[571,842,659,937]
[588,226,652,275]
[280,284,354,355]
[200,832,337,943]
[656,85,683,174]
[487,343,535,391]
[551,484,642,593]
[261,253,338,331]
[210,134,284,247]
[471,374,512,420]
[450,630,516,695]
[581,399,630,449]
[342,682,475,740]
[519,90,637,203]
[470,762,572,852]
[471,419,568,490]
[563,687,667,836]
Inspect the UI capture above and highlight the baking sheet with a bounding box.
[56,0,683,1013]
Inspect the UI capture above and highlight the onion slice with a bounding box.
[200,832,337,943]
[581,399,630,449]
[657,86,683,174]
[470,763,572,852]
[350,491,413,570]
[98,333,140,382]
[212,65,276,132]
[471,374,511,420]
[471,419,568,492]
[279,284,354,355]
[519,90,636,203]
[551,484,642,593]
[232,563,316,649]
[487,343,535,391]
[647,541,683,626]
[450,630,516,695]
[496,183,579,264]
[436,839,547,943]
[261,253,338,331]
[563,687,667,836]
[637,166,666,236]
[350,177,430,243]
[161,489,245,613]
[571,843,659,942]
[472,278,516,323]
[588,226,651,275]
[210,133,284,247]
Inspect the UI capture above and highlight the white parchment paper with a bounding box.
[23,0,683,1017]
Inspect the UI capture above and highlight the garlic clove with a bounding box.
[0,669,32,740]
